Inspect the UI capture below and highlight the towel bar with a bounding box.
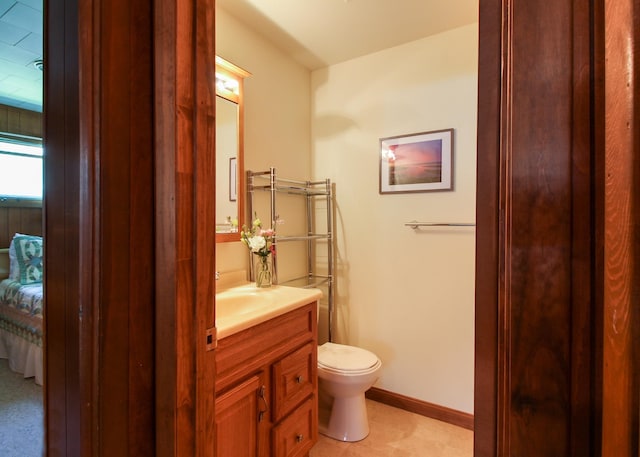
[405,221,475,229]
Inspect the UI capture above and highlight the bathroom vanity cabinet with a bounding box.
[214,301,318,457]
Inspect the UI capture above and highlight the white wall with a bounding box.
[311,24,478,413]
[216,8,312,274]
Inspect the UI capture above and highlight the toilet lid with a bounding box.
[318,342,379,372]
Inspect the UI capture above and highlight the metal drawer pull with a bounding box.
[296,434,304,443]
[295,375,304,384]
[258,385,269,423]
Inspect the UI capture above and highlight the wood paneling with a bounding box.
[0,104,42,138]
[0,104,43,249]
[0,205,42,247]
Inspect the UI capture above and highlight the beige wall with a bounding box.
[216,10,478,414]
[311,24,478,413]
[215,8,312,274]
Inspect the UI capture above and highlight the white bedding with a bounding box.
[0,237,43,385]
[0,327,42,384]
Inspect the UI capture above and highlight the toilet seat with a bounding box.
[318,342,380,374]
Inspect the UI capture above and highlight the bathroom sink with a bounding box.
[216,289,273,318]
[215,284,322,338]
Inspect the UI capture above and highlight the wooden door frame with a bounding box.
[45,0,92,454]
[600,0,639,454]
[154,0,217,455]
[475,0,638,455]
[45,0,216,455]
[44,0,638,455]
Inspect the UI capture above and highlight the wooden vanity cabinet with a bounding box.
[215,302,318,457]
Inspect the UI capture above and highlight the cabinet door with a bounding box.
[215,374,264,457]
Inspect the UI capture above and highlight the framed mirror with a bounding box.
[215,56,250,242]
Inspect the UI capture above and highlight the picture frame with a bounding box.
[379,128,454,194]
[229,157,237,201]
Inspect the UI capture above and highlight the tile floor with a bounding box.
[309,400,473,457]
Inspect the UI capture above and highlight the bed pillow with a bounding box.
[8,232,28,281]
[11,234,43,284]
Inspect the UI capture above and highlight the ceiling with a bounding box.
[0,0,478,113]
[0,0,42,112]
[216,0,478,70]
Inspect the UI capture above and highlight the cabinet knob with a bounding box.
[295,375,304,384]
[296,434,304,443]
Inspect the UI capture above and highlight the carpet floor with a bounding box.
[0,358,43,457]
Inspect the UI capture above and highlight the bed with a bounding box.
[0,234,44,385]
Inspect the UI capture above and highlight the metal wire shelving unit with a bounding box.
[247,167,335,342]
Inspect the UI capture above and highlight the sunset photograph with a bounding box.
[388,139,443,185]
[379,128,453,194]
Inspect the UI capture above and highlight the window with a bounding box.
[0,140,43,200]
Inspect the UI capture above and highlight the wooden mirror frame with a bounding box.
[215,56,250,243]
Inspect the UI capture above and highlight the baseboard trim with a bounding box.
[365,387,474,431]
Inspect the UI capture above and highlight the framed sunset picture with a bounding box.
[379,128,454,194]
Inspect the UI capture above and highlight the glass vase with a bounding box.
[255,254,272,288]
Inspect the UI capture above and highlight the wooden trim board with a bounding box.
[365,387,474,431]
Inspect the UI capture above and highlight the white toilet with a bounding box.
[317,342,382,442]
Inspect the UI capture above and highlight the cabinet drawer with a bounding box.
[272,342,316,420]
[216,304,316,392]
[272,398,316,457]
